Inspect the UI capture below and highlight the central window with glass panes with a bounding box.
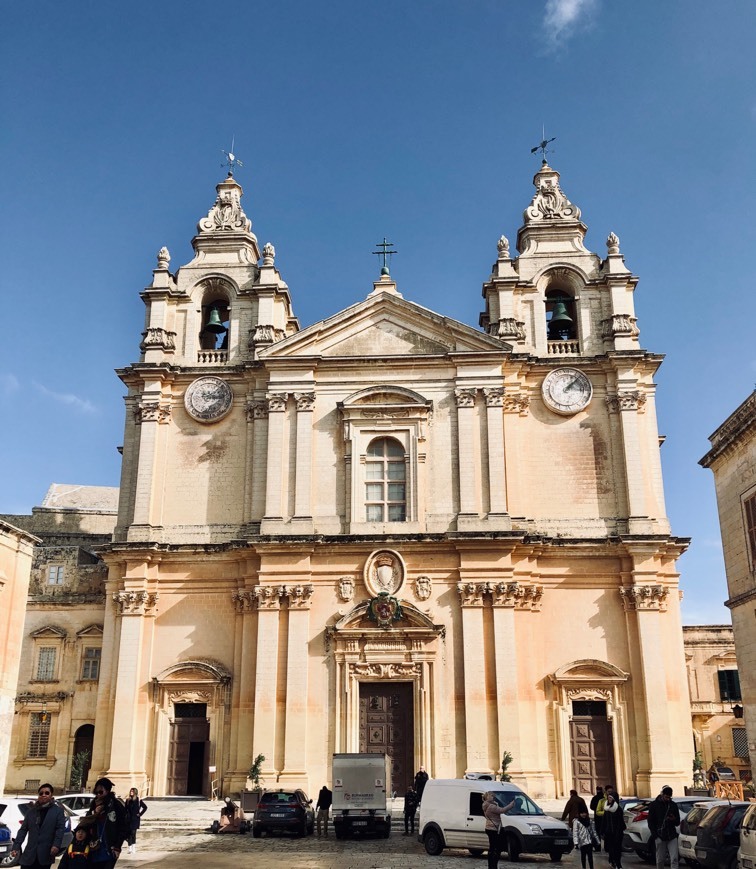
[365,437,406,522]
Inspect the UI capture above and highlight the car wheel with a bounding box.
[469,848,484,857]
[684,860,698,867]
[640,849,656,864]
[298,819,307,837]
[506,834,521,862]
[550,852,563,862]
[423,826,445,856]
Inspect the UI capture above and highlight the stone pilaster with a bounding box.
[457,582,490,771]
[606,389,651,533]
[455,389,479,525]
[483,388,509,524]
[251,585,285,781]
[293,393,315,531]
[262,394,287,530]
[280,584,314,787]
[227,589,256,791]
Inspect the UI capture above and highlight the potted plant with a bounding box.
[242,753,266,812]
[499,751,513,782]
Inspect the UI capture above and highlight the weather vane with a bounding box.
[372,237,397,276]
[221,137,243,175]
[531,126,556,163]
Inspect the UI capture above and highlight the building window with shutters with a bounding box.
[745,492,756,566]
[35,647,57,681]
[80,648,101,681]
[732,727,749,758]
[718,669,742,702]
[27,712,51,759]
[365,437,407,522]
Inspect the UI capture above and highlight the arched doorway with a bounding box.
[72,724,94,791]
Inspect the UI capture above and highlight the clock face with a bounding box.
[542,368,592,415]
[184,376,233,423]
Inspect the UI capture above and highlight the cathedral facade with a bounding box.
[7,163,693,798]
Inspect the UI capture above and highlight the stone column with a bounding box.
[293,393,315,530]
[457,582,490,771]
[483,388,508,521]
[491,582,521,774]
[280,585,314,787]
[262,394,287,527]
[227,589,255,792]
[455,389,479,524]
[252,585,284,781]
[620,582,674,794]
[106,585,159,791]
[129,399,171,539]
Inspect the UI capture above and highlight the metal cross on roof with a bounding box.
[531,127,556,163]
[372,237,397,276]
[221,137,244,176]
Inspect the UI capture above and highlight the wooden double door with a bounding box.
[570,701,616,795]
[359,682,414,795]
[167,706,210,796]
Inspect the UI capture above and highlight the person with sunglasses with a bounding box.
[9,783,66,868]
[78,778,128,867]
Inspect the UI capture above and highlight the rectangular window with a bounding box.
[27,713,50,758]
[746,493,756,565]
[47,565,64,585]
[733,727,749,758]
[36,647,57,681]
[81,648,101,681]
[718,669,742,702]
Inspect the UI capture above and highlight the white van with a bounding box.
[740,802,756,869]
[418,779,571,859]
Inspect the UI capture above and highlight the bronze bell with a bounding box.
[204,306,226,334]
[548,300,573,337]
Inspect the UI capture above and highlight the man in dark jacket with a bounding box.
[414,767,429,802]
[10,783,66,868]
[403,786,420,835]
[648,786,681,869]
[315,785,333,837]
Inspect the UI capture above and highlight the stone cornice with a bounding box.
[725,585,756,610]
[700,391,756,468]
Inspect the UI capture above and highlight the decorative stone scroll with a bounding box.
[619,584,669,612]
[454,388,477,408]
[352,662,421,680]
[524,163,581,223]
[606,391,647,413]
[601,315,639,339]
[134,401,172,424]
[337,576,355,602]
[113,590,159,615]
[167,689,212,704]
[140,327,176,352]
[414,575,432,601]
[197,177,252,234]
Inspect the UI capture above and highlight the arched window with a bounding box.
[199,298,229,350]
[365,437,406,522]
[545,288,577,341]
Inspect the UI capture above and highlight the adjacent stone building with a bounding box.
[684,625,751,782]
[700,391,756,777]
[5,162,694,798]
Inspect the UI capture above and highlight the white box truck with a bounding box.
[332,752,392,838]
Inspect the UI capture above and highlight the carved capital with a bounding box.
[140,327,176,353]
[113,590,159,615]
[496,318,526,341]
[245,401,269,421]
[606,391,647,413]
[455,388,477,408]
[490,581,543,610]
[266,393,288,413]
[620,584,669,612]
[284,584,314,608]
[135,400,172,424]
[294,392,315,412]
[601,315,639,338]
[231,590,256,613]
[457,581,489,607]
[502,392,530,415]
[253,585,285,609]
[483,387,506,407]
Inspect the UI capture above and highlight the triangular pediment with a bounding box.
[30,625,68,639]
[260,291,509,360]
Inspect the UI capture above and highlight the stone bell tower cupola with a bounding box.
[138,173,299,367]
[480,162,641,358]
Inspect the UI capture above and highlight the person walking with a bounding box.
[573,808,601,869]
[482,791,516,869]
[561,789,588,827]
[590,786,605,850]
[79,778,128,869]
[124,788,148,854]
[414,767,429,802]
[648,786,681,869]
[403,786,419,835]
[9,782,66,868]
[602,791,626,869]
[315,785,332,837]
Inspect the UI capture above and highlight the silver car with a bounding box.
[678,800,724,865]
[622,797,715,863]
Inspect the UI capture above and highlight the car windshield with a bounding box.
[497,793,543,815]
[261,792,297,805]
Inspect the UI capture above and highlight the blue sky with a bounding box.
[2,1,754,624]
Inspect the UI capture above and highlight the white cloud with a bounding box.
[0,372,20,395]
[33,382,98,415]
[543,0,600,45]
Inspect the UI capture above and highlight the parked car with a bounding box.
[622,797,713,863]
[0,821,11,865]
[739,802,756,869]
[464,773,495,781]
[56,793,95,818]
[679,800,724,865]
[418,779,571,859]
[0,798,74,866]
[251,789,314,838]
[694,801,750,869]
[710,767,737,783]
